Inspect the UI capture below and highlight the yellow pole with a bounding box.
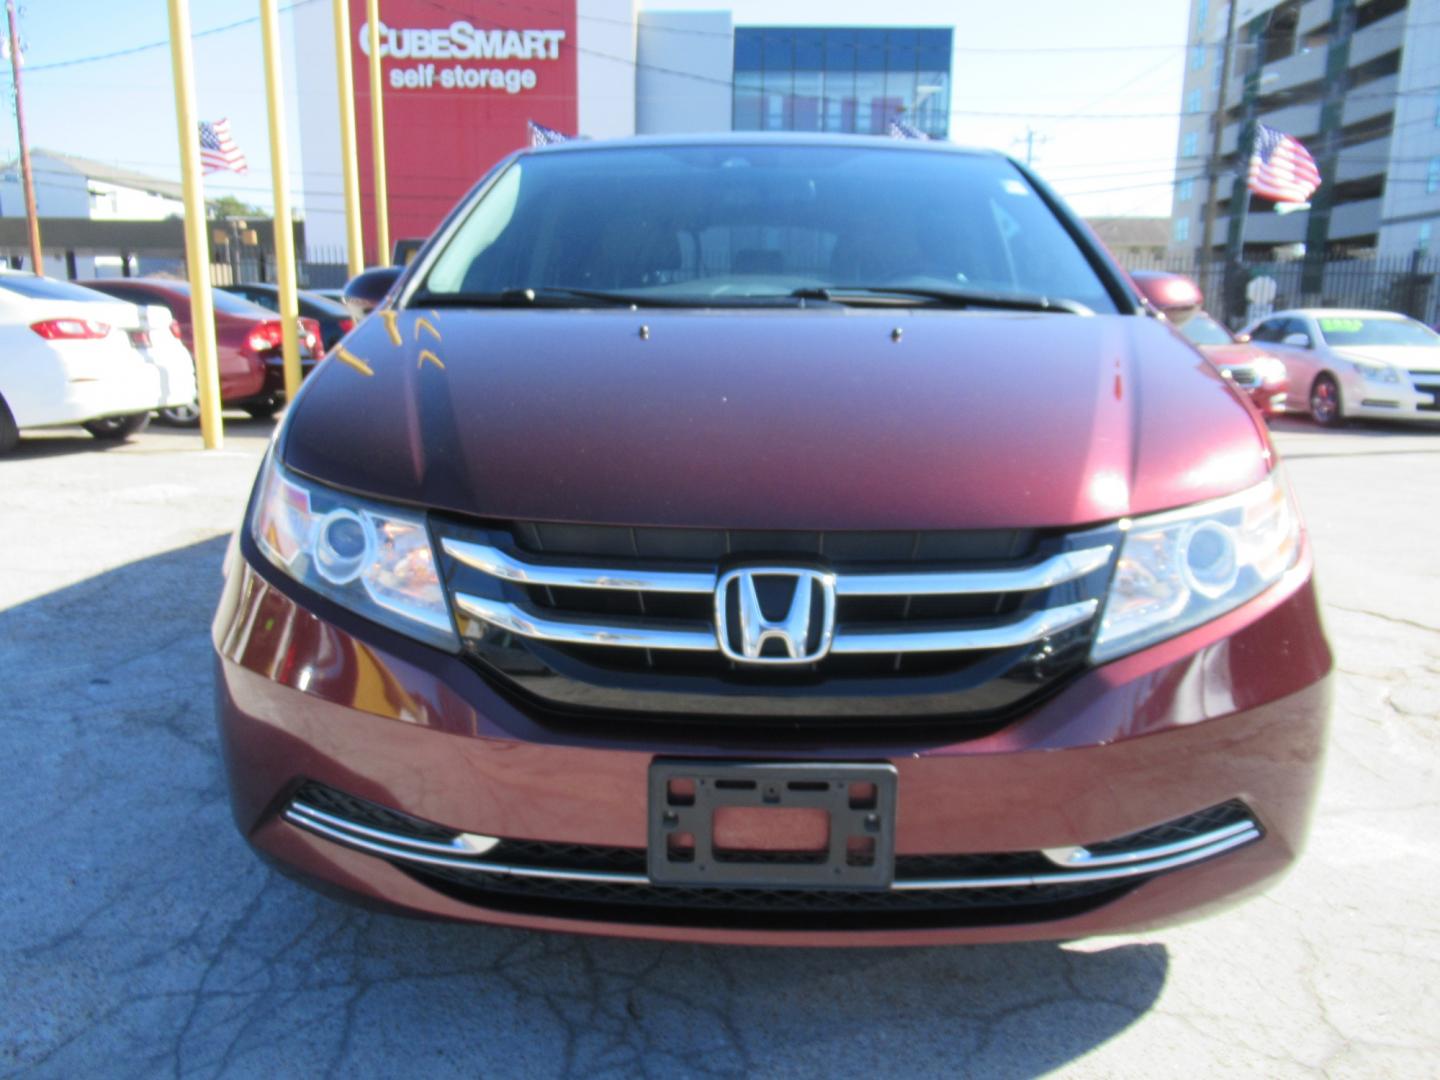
[332,0,364,278]
[258,0,302,402]
[366,0,390,267]
[166,0,223,449]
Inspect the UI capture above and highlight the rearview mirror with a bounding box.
[342,266,403,322]
[1281,332,1311,348]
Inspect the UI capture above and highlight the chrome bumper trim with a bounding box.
[285,800,1260,892]
[285,803,648,884]
[453,593,1098,655]
[1041,818,1256,869]
[441,538,1114,597]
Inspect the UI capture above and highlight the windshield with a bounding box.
[417,145,1118,312]
[1316,315,1439,348]
[1177,311,1234,346]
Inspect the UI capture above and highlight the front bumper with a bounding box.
[1339,372,1440,421]
[214,538,1331,946]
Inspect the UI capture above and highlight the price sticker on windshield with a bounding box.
[1319,317,1363,333]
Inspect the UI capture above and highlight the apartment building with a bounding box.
[1170,0,1440,259]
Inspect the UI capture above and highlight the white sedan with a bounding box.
[1240,308,1440,426]
[0,273,196,452]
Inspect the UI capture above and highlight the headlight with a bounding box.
[1351,359,1399,384]
[1092,471,1302,663]
[1253,355,1287,384]
[250,454,458,650]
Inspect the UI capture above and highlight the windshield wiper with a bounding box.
[414,286,829,310]
[789,286,1092,315]
[414,287,656,309]
[414,287,817,310]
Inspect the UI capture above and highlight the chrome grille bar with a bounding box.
[454,594,1097,655]
[442,538,715,594]
[442,539,1113,597]
[454,594,719,652]
[830,600,1098,654]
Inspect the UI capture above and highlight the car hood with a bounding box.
[1331,345,1440,373]
[282,308,1271,530]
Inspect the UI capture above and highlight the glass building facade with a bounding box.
[732,28,952,139]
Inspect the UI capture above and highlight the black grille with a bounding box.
[1411,375,1440,413]
[435,519,1120,726]
[407,864,1131,930]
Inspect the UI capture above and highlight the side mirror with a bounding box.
[1281,332,1311,348]
[1234,332,1251,343]
[342,266,403,322]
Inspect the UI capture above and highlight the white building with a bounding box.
[0,151,185,223]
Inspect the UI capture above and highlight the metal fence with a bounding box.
[206,244,349,291]
[202,241,1440,329]
[1114,252,1440,329]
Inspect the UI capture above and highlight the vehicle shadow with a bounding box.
[1,538,1168,1078]
[1,414,277,461]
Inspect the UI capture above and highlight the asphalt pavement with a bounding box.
[1,415,1437,1078]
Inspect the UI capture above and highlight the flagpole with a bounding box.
[166,0,224,449]
[332,0,364,279]
[366,0,390,267]
[259,0,303,403]
[6,0,43,276]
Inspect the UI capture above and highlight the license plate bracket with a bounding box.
[648,760,897,889]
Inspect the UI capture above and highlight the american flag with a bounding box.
[1247,124,1319,203]
[888,119,929,140]
[199,119,248,175]
[528,119,569,147]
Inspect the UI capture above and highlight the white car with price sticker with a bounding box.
[1240,308,1440,426]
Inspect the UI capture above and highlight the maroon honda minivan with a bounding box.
[214,136,1331,945]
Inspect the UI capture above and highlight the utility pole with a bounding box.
[1199,0,1240,279]
[1301,0,1356,297]
[1223,15,1266,325]
[1015,125,1047,167]
[5,0,42,276]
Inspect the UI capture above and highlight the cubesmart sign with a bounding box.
[351,0,578,259]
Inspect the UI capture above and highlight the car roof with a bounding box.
[522,131,1006,160]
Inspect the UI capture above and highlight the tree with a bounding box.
[207,194,266,220]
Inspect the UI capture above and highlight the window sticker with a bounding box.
[1318,317,1363,333]
[1002,179,1030,196]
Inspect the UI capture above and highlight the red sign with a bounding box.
[350,0,578,260]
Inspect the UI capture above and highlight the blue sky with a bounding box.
[5,0,1191,218]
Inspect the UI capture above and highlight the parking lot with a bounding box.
[1,416,1437,1078]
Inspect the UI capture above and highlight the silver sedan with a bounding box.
[1239,308,1440,426]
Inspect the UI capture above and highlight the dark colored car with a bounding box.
[83,278,323,420]
[220,283,355,352]
[1129,271,1289,417]
[215,136,1331,946]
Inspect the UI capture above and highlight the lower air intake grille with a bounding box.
[286,783,1260,932]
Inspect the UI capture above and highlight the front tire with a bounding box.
[157,401,201,426]
[1310,374,1344,427]
[0,396,18,454]
[242,399,281,420]
[83,412,150,441]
